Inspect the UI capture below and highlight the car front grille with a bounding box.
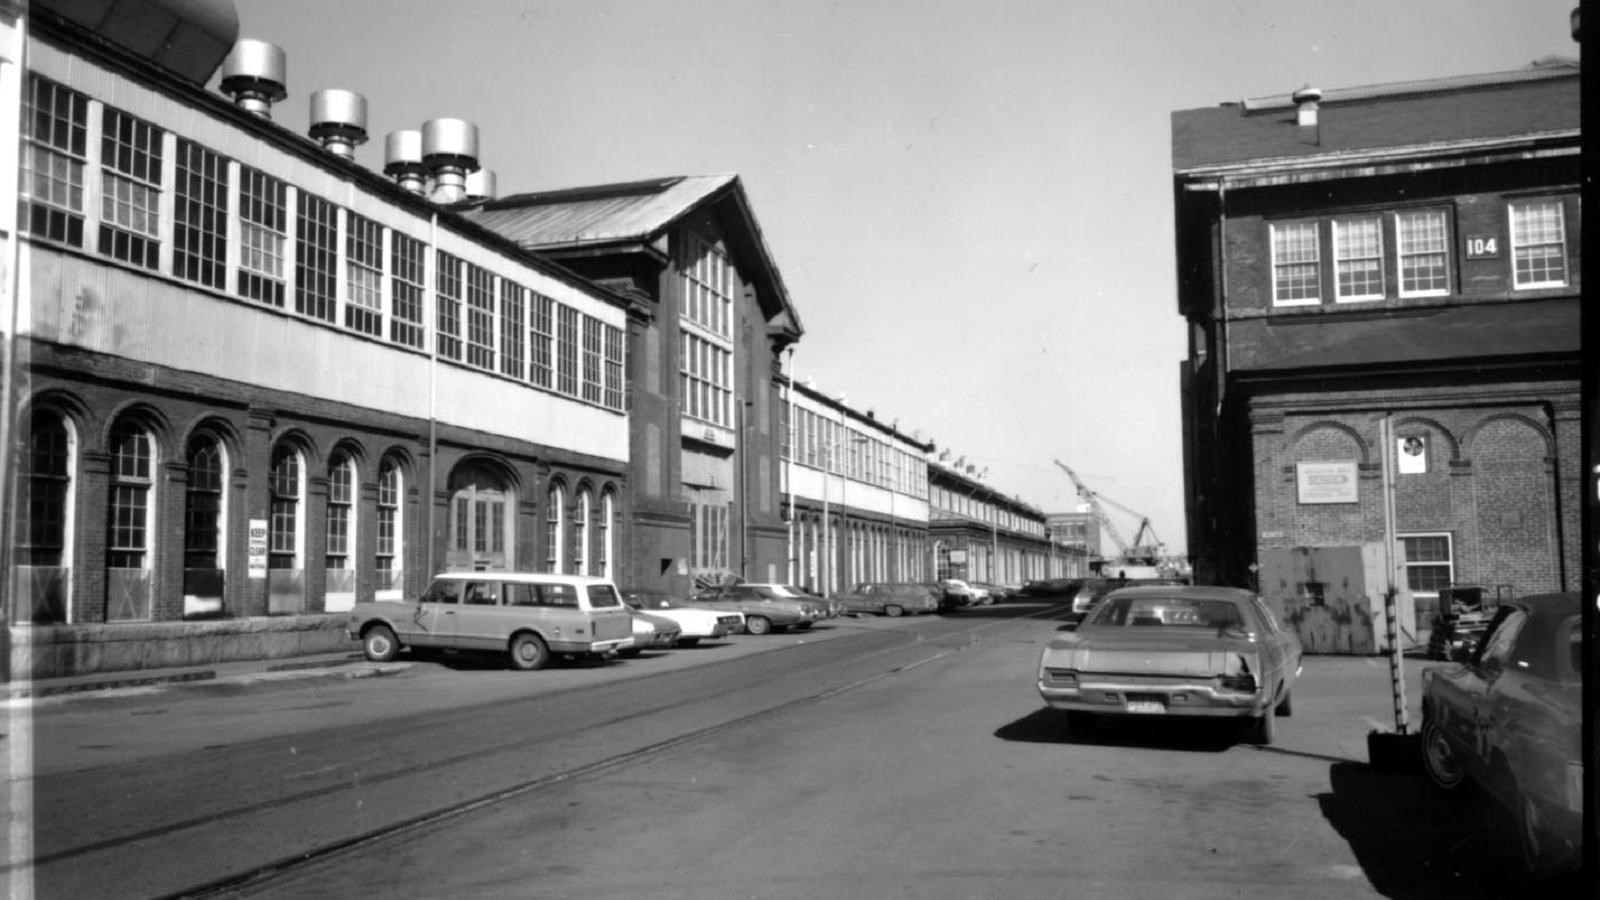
[718,616,741,626]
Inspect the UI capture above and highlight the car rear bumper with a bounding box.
[1038,678,1269,717]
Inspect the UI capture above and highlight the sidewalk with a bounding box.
[2,648,411,702]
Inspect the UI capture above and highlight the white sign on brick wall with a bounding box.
[248,519,269,579]
[1296,461,1358,504]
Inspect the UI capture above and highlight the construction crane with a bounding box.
[1052,460,1165,566]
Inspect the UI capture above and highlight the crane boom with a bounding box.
[1052,460,1132,559]
[1052,459,1166,566]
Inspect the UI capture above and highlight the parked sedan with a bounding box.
[783,585,844,619]
[939,579,985,607]
[621,589,744,647]
[1037,585,1302,744]
[1420,592,1582,879]
[620,608,680,657]
[833,582,941,617]
[691,583,814,635]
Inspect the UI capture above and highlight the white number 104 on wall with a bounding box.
[1464,235,1499,259]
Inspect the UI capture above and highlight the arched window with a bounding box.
[376,458,404,598]
[574,489,592,575]
[598,491,614,580]
[15,411,74,623]
[268,443,306,613]
[324,450,357,611]
[107,418,155,620]
[546,483,565,573]
[183,434,226,616]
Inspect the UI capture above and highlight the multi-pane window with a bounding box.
[546,484,565,572]
[17,412,71,569]
[326,452,354,571]
[529,292,554,389]
[574,490,591,575]
[174,139,227,289]
[436,251,463,360]
[184,436,223,571]
[1399,534,1452,599]
[238,166,287,306]
[684,234,733,337]
[376,460,402,586]
[1333,216,1383,301]
[603,324,625,411]
[20,76,88,246]
[390,232,426,349]
[1270,221,1320,305]
[1509,199,1568,288]
[100,108,163,269]
[269,445,301,570]
[598,492,613,579]
[107,420,153,569]
[346,213,383,336]
[500,281,525,379]
[556,304,579,396]
[296,192,338,321]
[465,263,495,370]
[681,332,732,426]
[581,318,603,404]
[1396,209,1450,296]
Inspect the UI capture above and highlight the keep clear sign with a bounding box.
[1296,461,1359,504]
[248,518,269,578]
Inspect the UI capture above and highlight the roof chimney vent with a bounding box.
[464,168,498,203]
[309,89,368,159]
[421,118,481,204]
[384,130,427,195]
[219,39,287,118]
[1292,86,1322,127]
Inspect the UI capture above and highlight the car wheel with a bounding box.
[678,637,701,648]
[1251,709,1276,745]
[885,604,905,617]
[362,624,399,663]
[745,615,772,635]
[1275,687,1293,717]
[1420,717,1466,791]
[508,633,550,671]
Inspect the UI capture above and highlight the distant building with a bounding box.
[1045,511,1099,561]
[1172,59,1580,651]
[927,464,1058,587]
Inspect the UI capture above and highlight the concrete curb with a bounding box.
[3,655,407,701]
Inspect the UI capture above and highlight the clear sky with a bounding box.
[228,0,1578,553]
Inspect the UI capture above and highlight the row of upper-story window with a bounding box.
[930,484,1044,537]
[781,406,930,498]
[19,74,627,413]
[1266,196,1576,308]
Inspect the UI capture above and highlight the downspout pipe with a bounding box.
[426,212,439,580]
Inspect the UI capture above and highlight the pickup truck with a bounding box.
[347,572,634,671]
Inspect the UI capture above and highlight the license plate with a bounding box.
[1125,699,1166,714]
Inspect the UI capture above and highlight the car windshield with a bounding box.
[1086,596,1248,631]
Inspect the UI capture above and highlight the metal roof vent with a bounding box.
[308,89,368,159]
[219,39,287,118]
[464,168,497,203]
[421,118,481,204]
[384,130,427,195]
[1292,86,1322,127]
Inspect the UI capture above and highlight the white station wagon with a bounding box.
[347,572,634,671]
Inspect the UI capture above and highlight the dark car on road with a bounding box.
[833,582,941,617]
[1420,592,1582,880]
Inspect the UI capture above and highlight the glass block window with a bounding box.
[20,76,88,246]
[603,324,625,411]
[530,292,554,389]
[581,317,603,405]
[296,192,338,322]
[1333,216,1383,301]
[465,263,495,370]
[500,281,525,380]
[174,139,228,289]
[326,452,354,571]
[269,445,302,569]
[107,419,153,570]
[390,232,426,349]
[556,304,579,396]
[1400,534,1452,599]
[238,166,287,307]
[184,435,224,570]
[436,251,463,360]
[1270,221,1320,305]
[100,108,163,269]
[1396,209,1450,296]
[1509,199,1568,289]
[17,412,71,569]
[346,213,383,336]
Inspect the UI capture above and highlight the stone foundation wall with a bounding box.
[7,615,353,681]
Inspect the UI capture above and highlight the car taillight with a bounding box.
[1043,668,1078,688]
[1217,673,1257,693]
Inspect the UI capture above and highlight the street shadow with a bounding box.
[1315,761,1584,899]
[994,707,1237,753]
